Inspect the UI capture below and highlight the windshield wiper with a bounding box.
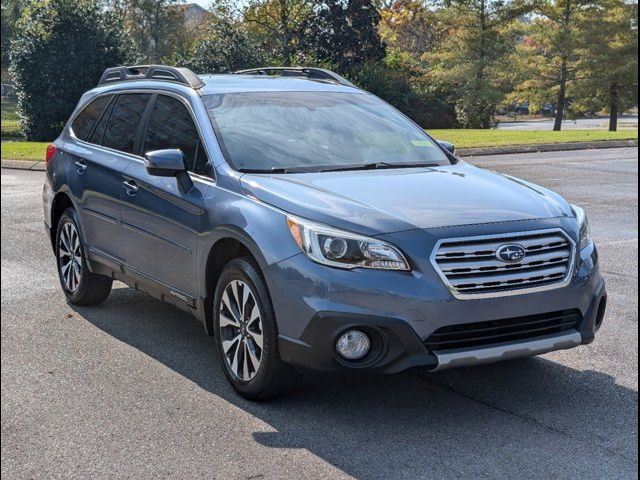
[238,166,312,174]
[238,162,442,174]
[319,162,441,172]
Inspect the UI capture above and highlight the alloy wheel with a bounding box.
[58,221,82,293]
[219,280,264,381]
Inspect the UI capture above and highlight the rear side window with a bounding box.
[143,95,209,175]
[102,94,151,154]
[88,99,114,145]
[71,95,112,141]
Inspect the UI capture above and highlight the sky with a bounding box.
[187,0,250,9]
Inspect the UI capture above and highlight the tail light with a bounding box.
[45,143,57,165]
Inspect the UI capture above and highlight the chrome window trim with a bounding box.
[68,88,216,181]
[429,228,577,300]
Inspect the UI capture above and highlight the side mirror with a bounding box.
[437,140,455,155]
[144,149,193,192]
[145,149,188,176]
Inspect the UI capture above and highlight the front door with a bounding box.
[120,93,212,303]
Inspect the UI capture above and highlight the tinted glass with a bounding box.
[143,95,209,174]
[203,92,450,172]
[71,95,111,141]
[102,94,151,154]
[88,98,114,144]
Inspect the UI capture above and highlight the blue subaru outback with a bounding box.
[43,65,607,399]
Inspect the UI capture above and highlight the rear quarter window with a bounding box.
[71,95,112,141]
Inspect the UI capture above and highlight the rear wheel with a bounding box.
[55,208,112,305]
[213,257,297,400]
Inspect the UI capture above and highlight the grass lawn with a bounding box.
[1,100,22,138]
[1,141,48,161]
[0,129,637,162]
[428,129,638,149]
[1,100,19,123]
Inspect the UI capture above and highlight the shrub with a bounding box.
[348,61,455,129]
[182,19,265,74]
[9,0,129,140]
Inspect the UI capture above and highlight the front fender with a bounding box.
[195,184,301,324]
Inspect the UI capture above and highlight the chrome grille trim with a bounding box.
[430,228,576,299]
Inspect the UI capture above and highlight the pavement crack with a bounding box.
[415,374,637,464]
[602,270,638,280]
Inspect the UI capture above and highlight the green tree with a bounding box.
[243,0,314,64]
[301,0,386,73]
[572,0,638,130]
[375,2,456,128]
[425,0,532,128]
[183,15,266,73]
[349,59,456,127]
[107,0,186,63]
[379,0,446,59]
[10,0,129,140]
[1,0,24,72]
[510,0,605,130]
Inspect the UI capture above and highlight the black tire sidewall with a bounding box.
[55,208,92,303]
[213,258,280,398]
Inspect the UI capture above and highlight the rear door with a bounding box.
[120,93,212,304]
[67,93,151,267]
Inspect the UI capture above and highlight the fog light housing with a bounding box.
[335,330,371,360]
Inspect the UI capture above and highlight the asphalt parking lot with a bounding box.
[1,147,638,479]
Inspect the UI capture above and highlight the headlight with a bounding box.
[571,204,591,250]
[286,216,410,271]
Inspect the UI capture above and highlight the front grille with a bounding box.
[424,310,582,351]
[432,230,574,297]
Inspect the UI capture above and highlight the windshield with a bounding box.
[203,92,451,172]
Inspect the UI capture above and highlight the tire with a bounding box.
[55,208,112,306]
[213,257,297,400]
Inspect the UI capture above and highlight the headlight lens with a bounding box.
[571,204,591,250]
[286,216,410,271]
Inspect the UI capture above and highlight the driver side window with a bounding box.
[143,95,211,176]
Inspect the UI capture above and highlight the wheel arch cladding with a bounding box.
[202,232,263,336]
[50,192,74,251]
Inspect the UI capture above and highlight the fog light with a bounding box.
[335,330,370,360]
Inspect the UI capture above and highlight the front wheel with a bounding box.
[213,257,297,400]
[55,208,112,306]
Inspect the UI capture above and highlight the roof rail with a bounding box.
[98,65,205,89]
[234,67,355,87]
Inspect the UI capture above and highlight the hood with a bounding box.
[239,163,573,235]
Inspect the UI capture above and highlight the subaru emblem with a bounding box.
[496,244,526,263]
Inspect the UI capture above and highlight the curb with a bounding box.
[1,139,637,171]
[456,139,638,157]
[1,159,47,171]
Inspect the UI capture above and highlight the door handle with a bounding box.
[74,160,87,174]
[123,179,138,196]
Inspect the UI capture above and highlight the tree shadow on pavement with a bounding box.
[73,286,638,479]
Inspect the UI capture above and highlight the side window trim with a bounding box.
[69,92,148,163]
[135,93,158,156]
[70,89,216,179]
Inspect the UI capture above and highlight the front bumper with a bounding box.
[266,219,606,373]
[277,279,606,373]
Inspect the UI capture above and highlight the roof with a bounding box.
[199,74,363,95]
[88,72,365,102]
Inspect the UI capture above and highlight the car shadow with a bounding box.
[71,286,638,479]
